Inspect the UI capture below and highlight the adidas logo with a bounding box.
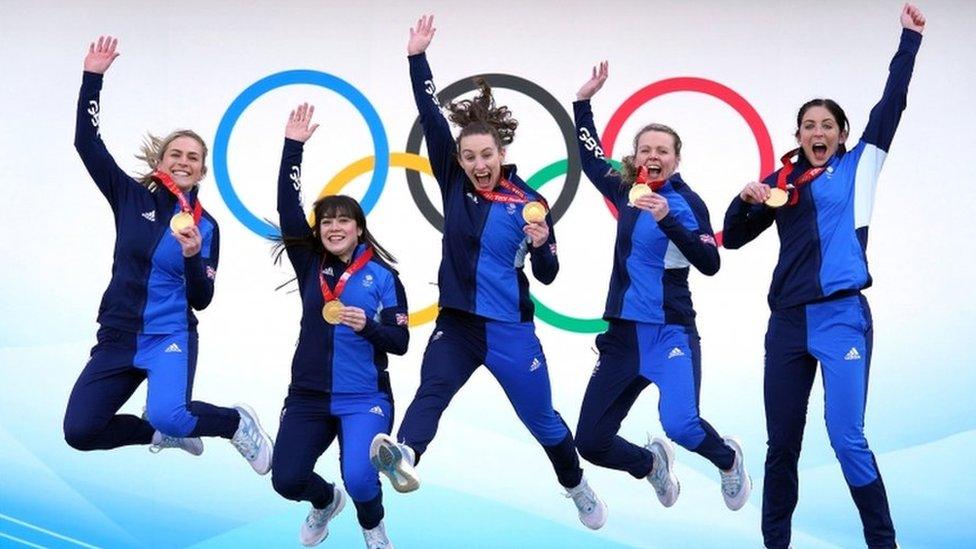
[667,347,685,359]
[322,267,334,276]
[529,357,542,372]
[141,211,156,222]
[164,343,182,353]
[368,406,384,417]
[844,347,861,361]
[431,330,444,342]
[466,192,479,204]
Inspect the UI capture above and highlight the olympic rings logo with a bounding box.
[213,70,774,333]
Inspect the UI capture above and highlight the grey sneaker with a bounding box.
[369,433,419,493]
[362,520,394,548]
[149,431,204,456]
[719,436,752,511]
[300,487,345,547]
[231,404,273,475]
[564,477,607,530]
[646,435,680,507]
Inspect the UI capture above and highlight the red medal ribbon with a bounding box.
[319,246,374,303]
[775,149,826,206]
[152,171,203,224]
[475,178,531,205]
[634,165,666,192]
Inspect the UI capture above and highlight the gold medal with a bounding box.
[628,184,652,205]
[170,211,195,232]
[521,201,547,223]
[765,187,789,208]
[322,299,344,325]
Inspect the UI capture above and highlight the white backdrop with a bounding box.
[2,1,975,547]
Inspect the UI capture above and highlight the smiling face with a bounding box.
[458,133,505,191]
[797,105,849,167]
[633,130,679,181]
[319,213,362,262]
[157,135,207,191]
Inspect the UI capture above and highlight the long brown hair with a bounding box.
[446,77,518,150]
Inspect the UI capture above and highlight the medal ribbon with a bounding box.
[475,178,530,205]
[634,165,666,192]
[319,246,374,303]
[153,171,203,224]
[775,149,826,206]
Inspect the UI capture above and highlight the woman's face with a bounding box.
[633,130,679,181]
[158,136,206,191]
[797,105,848,167]
[319,213,362,261]
[458,133,505,191]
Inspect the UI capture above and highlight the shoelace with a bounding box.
[648,447,670,496]
[306,507,329,529]
[231,420,260,460]
[564,486,597,514]
[149,434,180,454]
[721,465,742,496]
[363,527,389,547]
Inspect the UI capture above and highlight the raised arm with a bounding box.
[860,3,925,152]
[74,36,134,207]
[407,15,460,186]
[573,62,624,200]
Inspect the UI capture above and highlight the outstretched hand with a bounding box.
[577,61,609,101]
[408,14,436,55]
[901,3,926,33]
[84,36,120,74]
[285,103,319,143]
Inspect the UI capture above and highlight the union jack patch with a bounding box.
[549,243,558,255]
[206,266,217,280]
[699,234,716,247]
[396,313,408,326]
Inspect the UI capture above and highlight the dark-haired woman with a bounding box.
[271,104,408,549]
[369,15,606,529]
[722,5,925,548]
[572,62,751,511]
[64,36,272,474]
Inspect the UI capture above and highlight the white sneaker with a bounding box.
[300,487,345,547]
[149,431,204,456]
[719,436,752,511]
[231,404,273,475]
[646,435,680,507]
[564,477,607,530]
[362,520,394,548]
[369,433,419,493]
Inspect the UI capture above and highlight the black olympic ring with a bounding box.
[404,73,581,232]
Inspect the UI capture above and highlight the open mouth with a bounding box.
[645,163,662,179]
[327,235,346,243]
[811,143,828,158]
[473,171,492,187]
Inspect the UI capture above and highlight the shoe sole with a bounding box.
[235,403,273,475]
[722,437,752,511]
[653,437,680,508]
[301,488,346,547]
[369,434,420,493]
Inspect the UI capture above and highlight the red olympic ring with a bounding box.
[598,77,775,246]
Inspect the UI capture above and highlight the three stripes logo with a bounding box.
[844,347,862,361]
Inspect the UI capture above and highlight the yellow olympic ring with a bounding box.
[309,152,439,328]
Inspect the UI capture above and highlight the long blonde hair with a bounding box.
[135,129,209,188]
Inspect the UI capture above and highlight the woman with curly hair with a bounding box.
[369,15,606,530]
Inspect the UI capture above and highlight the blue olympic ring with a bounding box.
[212,70,389,238]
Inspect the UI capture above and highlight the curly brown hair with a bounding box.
[445,77,518,149]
